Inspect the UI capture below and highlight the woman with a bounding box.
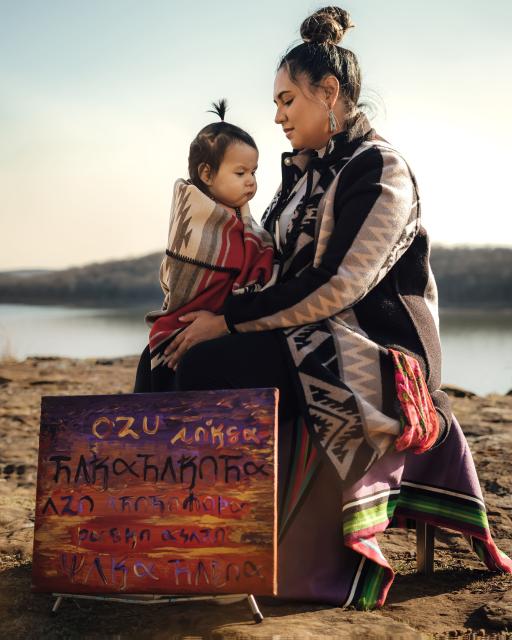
[135,6,511,607]
[155,6,450,482]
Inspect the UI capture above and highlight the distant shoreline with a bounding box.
[0,300,157,310]
[1,246,511,310]
[1,301,512,313]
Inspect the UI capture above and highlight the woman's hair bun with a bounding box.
[207,98,228,121]
[300,6,354,46]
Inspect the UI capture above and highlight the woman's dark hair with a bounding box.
[188,99,257,194]
[279,7,361,116]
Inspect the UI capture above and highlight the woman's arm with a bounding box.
[165,145,418,368]
[223,145,419,333]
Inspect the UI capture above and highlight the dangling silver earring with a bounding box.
[328,109,338,133]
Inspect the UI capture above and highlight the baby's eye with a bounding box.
[235,171,244,176]
[251,170,257,176]
[284,99,293,106]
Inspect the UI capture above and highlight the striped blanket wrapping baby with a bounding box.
[145,179,274,375]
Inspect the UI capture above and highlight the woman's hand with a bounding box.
[165,310,229,370]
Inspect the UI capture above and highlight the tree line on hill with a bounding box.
[0,246,510,309]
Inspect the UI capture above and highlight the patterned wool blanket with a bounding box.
[145,179,274,373]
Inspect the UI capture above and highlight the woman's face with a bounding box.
[273,67,332,151]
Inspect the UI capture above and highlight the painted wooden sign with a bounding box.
[32,388,278,595]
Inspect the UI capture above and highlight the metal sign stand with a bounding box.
[51,592,264,623]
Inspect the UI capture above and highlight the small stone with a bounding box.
[484,479,509,497]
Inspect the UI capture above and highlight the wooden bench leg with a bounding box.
[416,521,435,574]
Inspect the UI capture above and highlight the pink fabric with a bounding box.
[389,348,439,454]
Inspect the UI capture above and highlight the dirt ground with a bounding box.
[1,355,511,639]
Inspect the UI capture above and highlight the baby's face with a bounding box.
[207,142,258,208]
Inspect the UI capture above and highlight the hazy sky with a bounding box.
[1,0,511,270]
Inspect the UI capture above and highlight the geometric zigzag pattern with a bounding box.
[264,144,422,483]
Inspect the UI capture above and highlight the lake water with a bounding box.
[0,304,511,396]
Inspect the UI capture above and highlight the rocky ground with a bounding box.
[0,355,511,639]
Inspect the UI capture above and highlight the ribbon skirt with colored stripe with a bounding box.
[277,415,512,608]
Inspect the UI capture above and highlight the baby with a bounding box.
[143,100,274,389]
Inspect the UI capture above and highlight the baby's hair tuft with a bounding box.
[208,98,228,122]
